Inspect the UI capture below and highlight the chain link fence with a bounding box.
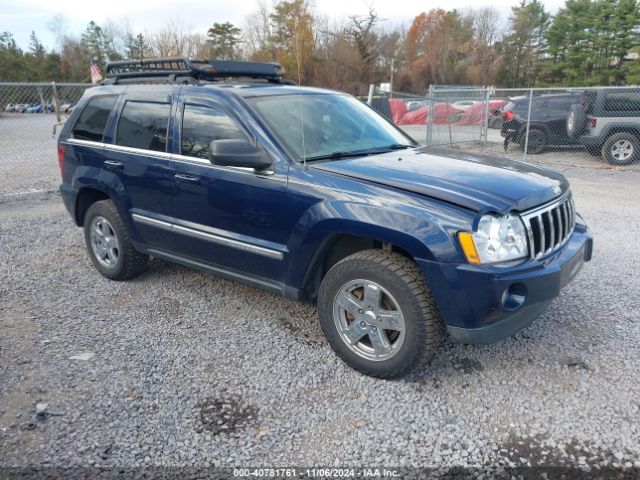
[0,82,92,197]
[384,85,640,169]
[3,82,640,199]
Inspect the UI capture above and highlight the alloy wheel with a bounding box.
[89,216,120,268]
[332,279,406,362]
[611,139,634,162]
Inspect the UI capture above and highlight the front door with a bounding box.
[169,93,291,289]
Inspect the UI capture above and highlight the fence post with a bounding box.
[367,84,375,106]
[51,82,61,123]
[523,88,534,162]
[427,85,434,146]
[482,87,491,144]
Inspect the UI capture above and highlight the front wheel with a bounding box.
[317,250,443,378]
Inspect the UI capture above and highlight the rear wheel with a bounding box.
[519,128,547,154]
[317,250,443,379]
[602,132,639,166]
[84,200,149,280]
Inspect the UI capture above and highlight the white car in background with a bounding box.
[452,100,479,111]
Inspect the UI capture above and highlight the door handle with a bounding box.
[104,160,123,169]
[174,173,200,183]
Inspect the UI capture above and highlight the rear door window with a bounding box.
[71,95,117,142]
[180,104,245,159]
[546,96,575,111]
[116,101,171,152]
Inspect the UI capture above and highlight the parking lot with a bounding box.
[1,137,640,475]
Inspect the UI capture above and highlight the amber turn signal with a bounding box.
[458,232,481,264]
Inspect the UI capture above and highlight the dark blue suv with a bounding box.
[58,58,593,378]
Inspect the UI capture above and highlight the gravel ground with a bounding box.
[1,166,640,478]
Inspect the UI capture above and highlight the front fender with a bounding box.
[284,200,468,290]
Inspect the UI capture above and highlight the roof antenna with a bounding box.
[295,13,307,167]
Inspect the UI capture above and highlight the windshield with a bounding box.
[246,93,415,162]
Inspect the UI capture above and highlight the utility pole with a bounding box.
[389,58,395,99]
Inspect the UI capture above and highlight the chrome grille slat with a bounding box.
[547,211,555,252]
[557,204,565,240]
[522,192,575,260]
[539,214,546,253]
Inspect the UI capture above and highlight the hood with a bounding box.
[311,146,568,213]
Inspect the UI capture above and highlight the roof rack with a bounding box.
[103,57,291,85]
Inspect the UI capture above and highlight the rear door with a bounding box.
[168,92,290,289]
[101,87,176,250]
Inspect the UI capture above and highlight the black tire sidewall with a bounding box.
[602,133,639,166]
[83,201,128,279]
[520,129,546,154]
[318,256,432,378]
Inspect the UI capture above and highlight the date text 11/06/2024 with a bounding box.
[232,468,400,477]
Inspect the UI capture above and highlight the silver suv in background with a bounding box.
[567,88,640,165]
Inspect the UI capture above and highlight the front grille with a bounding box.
[521,193,575,259]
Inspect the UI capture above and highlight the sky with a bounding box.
[1,0,567,51]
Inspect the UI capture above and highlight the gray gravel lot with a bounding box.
[1,165,639,477]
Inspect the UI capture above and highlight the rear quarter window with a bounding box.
[603,91,640,113]
[116,101,171,152]
[71,95,117,142]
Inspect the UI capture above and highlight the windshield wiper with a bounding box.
[304,144,413,162]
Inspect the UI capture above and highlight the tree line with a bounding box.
[1,0,639,94]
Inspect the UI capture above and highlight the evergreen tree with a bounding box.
[126,33,149,61]
[498,0,550,87]
[207,22,241,59]
[541,0,640,85]
[0,32,28,81]
[81,21,107,70]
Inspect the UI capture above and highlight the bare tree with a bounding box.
[147,20,204,58]
[467,7,504,85]
[344,6,381,82]
[243,0,273,60]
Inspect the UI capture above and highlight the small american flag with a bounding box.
[90,58,103,84]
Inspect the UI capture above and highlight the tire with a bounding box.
[566,104,587,138]
[317,249,443,379]
[519,128,547,154]
[601,132,640,166]
[83,200,149,280]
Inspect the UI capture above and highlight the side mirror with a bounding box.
[209,139,272,171]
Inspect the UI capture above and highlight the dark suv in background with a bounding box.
[567,88,640,165]
[501,93,582,154]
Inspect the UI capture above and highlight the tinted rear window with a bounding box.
[545,96,577,110]
[116,101,170,152]
[72,95,117,142]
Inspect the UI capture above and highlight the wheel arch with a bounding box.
[296,232,423,303]
[602,124,640,140]
[75,187,111,226]
[517,123,550,141]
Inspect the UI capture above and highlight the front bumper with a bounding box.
[417,220,593,344]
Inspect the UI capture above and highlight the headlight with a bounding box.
[458,214,529,264]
